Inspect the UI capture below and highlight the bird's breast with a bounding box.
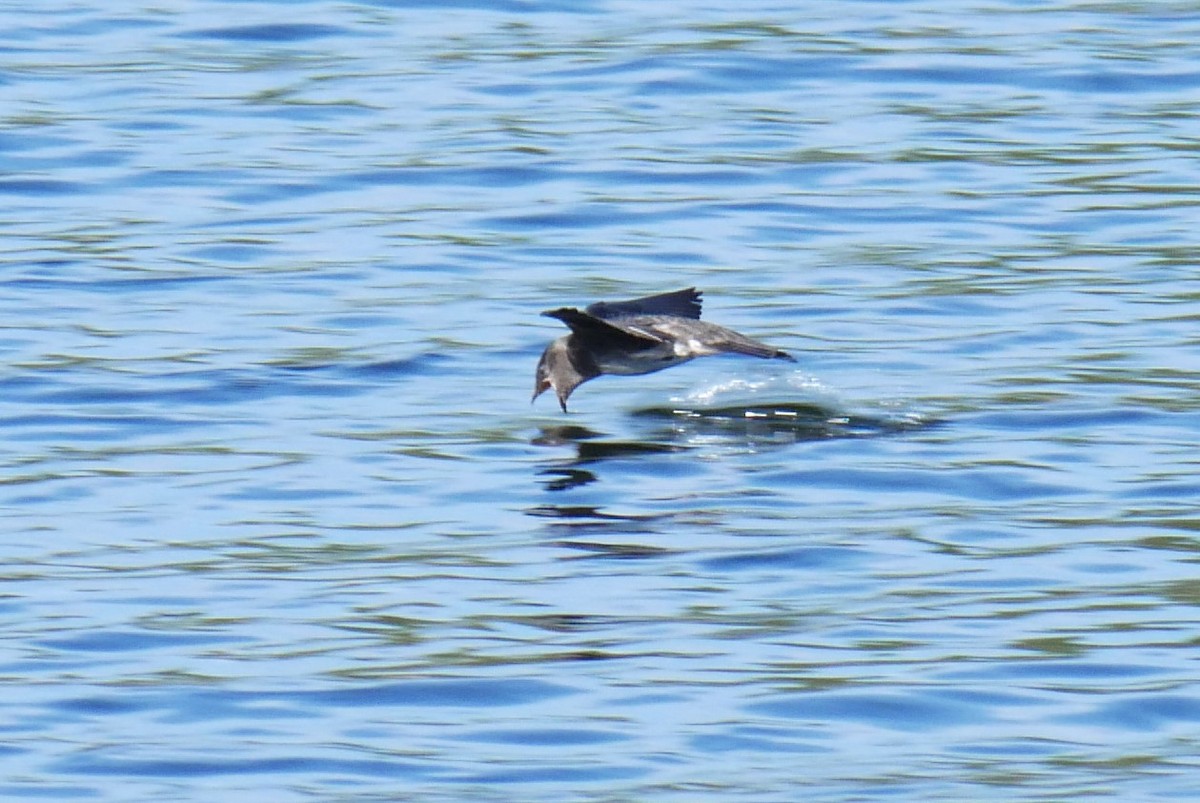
[594,344,693,376]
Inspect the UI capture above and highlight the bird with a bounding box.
[533,287,794,412]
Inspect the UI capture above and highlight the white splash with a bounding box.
[671,371,831,408]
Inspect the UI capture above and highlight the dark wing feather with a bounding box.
[640,318,795,361]
[542,307,665,350]
[585,288,702,321]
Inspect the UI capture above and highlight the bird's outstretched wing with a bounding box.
[541,307,665,350]
[585,287,702,321]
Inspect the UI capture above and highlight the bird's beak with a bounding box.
[532,377,551,404]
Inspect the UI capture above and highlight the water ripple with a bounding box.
[2,1,1199,800]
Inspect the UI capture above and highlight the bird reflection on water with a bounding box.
[531,400,931,493]
[532,423,686,492]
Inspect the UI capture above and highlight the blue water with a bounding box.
[3,1,1200,800]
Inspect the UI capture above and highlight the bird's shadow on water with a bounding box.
[530,398,935,493]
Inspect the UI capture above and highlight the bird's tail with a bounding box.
[719,336,795,362]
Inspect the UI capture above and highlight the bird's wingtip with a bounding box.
[541,306,578,321]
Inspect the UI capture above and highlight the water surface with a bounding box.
[3,1,1200,800]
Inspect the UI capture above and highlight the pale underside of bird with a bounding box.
[533,287,794,412]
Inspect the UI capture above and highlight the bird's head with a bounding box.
[532,338,586,413]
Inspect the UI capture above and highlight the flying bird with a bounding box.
[533,287,794,412]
